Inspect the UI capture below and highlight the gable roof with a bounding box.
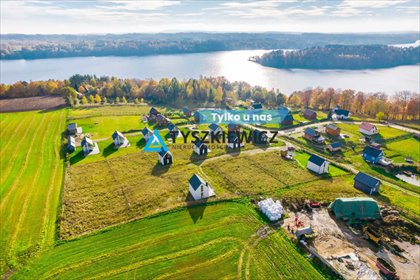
[149,107,160,115]
[228,123,239,130]
[283,113,294,122]
[189,174,206,191]
[335,109,350,116]
[68,136,76,146]
[182,108,191,113]
[167,123,178,131]
[330,142,342,149]
[308,154,327,166]
[304,127,320,137]
[193,139,206,148]
[68,123,77,130]
[363,146,383,157]
[326,124,340,131]
[227,133,239,143]
[252,103,263,109]
[112,130,124,140]
[360,122,376,131]
[142,127,153,136]
[209,123,221,131]
[158,148,171,157]
[304,109,317,117]
[81,136,93,147]
[354,172,381,188]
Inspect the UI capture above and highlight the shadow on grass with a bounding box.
[185,194,208,224]
[70,150,85,165]
[152,163,170,176]
[225,146,241,157]
[189,152,208,165]
[136,138,146,149]
[103,143,117,157]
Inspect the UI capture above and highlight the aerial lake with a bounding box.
[1,50,419,94]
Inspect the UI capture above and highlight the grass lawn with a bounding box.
[386,137,420,162]
[337,123,410,141]
[293,151,348,177]
[0,109,66,275]
[16,202,324,280]
[68,105,153,119]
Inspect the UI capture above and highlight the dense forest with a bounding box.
[254,45,420,69]
[0,74,418,121]
[1,32,418,60]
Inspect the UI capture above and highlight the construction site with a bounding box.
[281,200,420,280]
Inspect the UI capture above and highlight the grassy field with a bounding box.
[15,202,324,280]
[386,137,420,162]
[0,109,66,274]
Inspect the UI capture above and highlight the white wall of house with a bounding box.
[307,161,329,174]
[113,136,125,145]
[189,183,210,200]
[82,144,93,154]
[359,127,378,135]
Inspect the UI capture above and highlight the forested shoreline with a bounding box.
[254,45,420,69]
[1,32,418,60]
[0,74,418,121]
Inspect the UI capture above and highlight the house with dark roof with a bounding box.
[362,146,384,164]
[141,127,154,142]
[307,154,329,174]
[303,128,325,144]
[193,140,208,155]
[359,122,379,135]
[226,133,241,149]
[67,123,82,135]
[333,109,351,120]
[158,148,173,165]
[303,109,317,120]
[281,112,294,125]
[325,124,341,136]
[149,107,160,117]
[327,142,342,152]
[251,103,263,110]
[182,108,192,117]
[67,136,76,152]
[167,123,180,137]
[252,129,268,144]
[81,136,99,156]
[193,111,203,123]
[209,123,222,135]
[227,123,240,132]
[112,130,129,148]
[354,172,381,195]
[156,114,170,126]
[188,174,216,201]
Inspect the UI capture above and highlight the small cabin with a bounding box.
[227,123,240,132]
[253,129,268,144]
[307,154,329,174]
[325,124,341,136]
[354,172,381,195]
[193,140,208,155]
[81,136,99,156]
[67,136,76,152]
[141,127,154,142]
[209,123,222,135]
[359,122,379,136]
[362,146,384,164]
[227,133,241,149]
[251,103,263,110]
[303,109,317,120]
[156,114,170,127]
[158,148,173,165]
[281,112,294,125]
[67,123,82,135]
[303,128,325,144]
[327,142,342,153]
[112,130,129,147]
[167,123,180,137]
[182,108,192,117]
[149,107,160,117]
[333,109,350,120]
[188,174,216,201]
[194,111,203,123]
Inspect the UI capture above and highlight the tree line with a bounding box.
[255,45,420,69]
[0,74,418,120]
[1,33,418,60]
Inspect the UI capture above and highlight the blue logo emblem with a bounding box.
[144,129,168,152]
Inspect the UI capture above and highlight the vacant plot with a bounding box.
[386,137,420,162]
[337,123,410,141]
[17,202,324,280]
[68,105,152,119]
[0,96,66,113]
[0,109,66,275]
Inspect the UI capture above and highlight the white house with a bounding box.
[112,130,129,148]
[333,109,351,120]
[81,136,100,156]
[141,127,154,142]
[188,174,216,200]
[167,123,180,137]
[359,122,379,136]
[158,148,173,165]
[306,154,329,174]
[193,140,208,155]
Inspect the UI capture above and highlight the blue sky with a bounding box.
[1,0,419,34]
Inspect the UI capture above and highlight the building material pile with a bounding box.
[258,198,284,221]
